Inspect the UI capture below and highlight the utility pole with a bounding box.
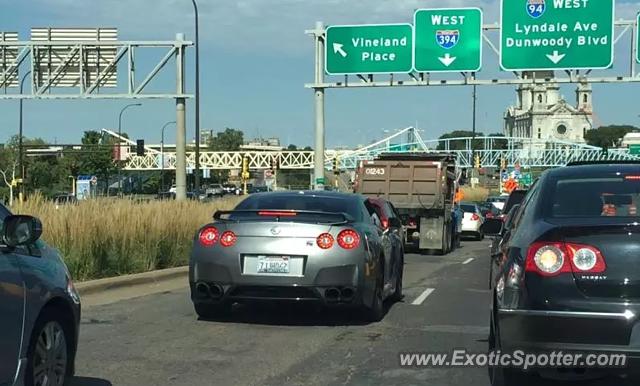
[117,103,142,196]
[175,33,188,201]
[313,21,326,190]
[471,84,477,179]
[191,0,201,194]
[18,70,31,202]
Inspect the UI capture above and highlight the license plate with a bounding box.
[257,256,290,274]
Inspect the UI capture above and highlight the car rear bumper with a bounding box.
[498,308,640,358]
[190,260,372,306]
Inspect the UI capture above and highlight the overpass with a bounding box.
[109,127,640,172]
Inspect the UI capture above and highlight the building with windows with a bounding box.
[504,71,593,144]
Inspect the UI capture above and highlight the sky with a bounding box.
[1,0,640,148]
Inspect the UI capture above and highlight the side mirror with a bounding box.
[3,215,43,247]
[480,218,503,237]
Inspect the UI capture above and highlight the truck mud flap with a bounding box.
[419,217,444,250]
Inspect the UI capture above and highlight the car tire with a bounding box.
[476,231,484,241]
[363,260,385,322]
[391,256,404,302]
[25,308,74,386]
[194,302,232,319]
[488,310,534,386]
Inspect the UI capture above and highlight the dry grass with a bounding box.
[461,186,490,202]
[11,195,242,281]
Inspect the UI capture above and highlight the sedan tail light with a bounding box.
[525,241,606,277]
[317,233,335,249]
[220,231,237,247]
[337,229,361,250]
[471,213,480,221]
[199,226,219,247]
[381,219,389,229]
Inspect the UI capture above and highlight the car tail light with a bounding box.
[317,233,334,249]
[258,210,297,217]
[381,218,389,229]
[337,229,361,250]
[566,243,606,273]
[525,241,606,276]
[220,231,237,247]
[471,213,480,221]
[486,212,495,219]
[199,226,219,247]
[408,218,417,227]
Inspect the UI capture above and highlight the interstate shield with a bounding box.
[436,30,460,49]
[526,0,546,18]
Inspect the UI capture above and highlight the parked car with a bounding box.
[484,162,640,384]
[460,202,484,240]
[0,203,81,386]
[189,191,404,322]
[480,203,502,219]
[205,184,225,197]
[222,184,237,195]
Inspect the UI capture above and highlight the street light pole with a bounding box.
[161,121,176,192]
[117,103,142,195]
[191,0,201,194]
[18,70,32,201]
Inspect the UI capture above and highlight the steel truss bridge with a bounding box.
[116,127,640,172]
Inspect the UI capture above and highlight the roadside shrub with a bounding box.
[11,195,241,281]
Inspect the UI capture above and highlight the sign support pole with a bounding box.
[313,21,326,191]
[175,33,187,201]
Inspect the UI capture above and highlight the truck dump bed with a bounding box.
[356,153,456,210]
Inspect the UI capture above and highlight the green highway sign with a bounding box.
[500,0,614,71]
[414,8,483,72]
[325,24,413,75]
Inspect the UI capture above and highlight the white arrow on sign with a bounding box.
[546,50,566,64]
[333,43,347,58]
[438,53,457,67]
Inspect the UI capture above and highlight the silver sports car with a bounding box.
[189,191,404,322]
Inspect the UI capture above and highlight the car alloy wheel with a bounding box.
[33,321,68,386]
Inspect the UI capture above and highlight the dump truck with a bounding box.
[354,153,458,254]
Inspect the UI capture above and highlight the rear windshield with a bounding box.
[235,195,362,221]
[546,177,640,218]
[461,204,476,213]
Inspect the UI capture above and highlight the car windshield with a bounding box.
[546,176,640,218]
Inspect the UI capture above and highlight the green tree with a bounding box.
[303,146,313,151]
[585,125,638,148]
[437,130,485,150]
[74,130,119,194]
[207,128,244,151]
[488,133,509,150]
[287,144,298,151]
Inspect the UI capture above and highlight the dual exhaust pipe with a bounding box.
[325,287,355,303]
[196,282,224,300]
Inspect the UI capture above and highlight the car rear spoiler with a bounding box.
[213,210,354,224]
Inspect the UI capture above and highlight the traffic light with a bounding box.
[333,157,339,175]
[270,157,280,172]
[474,154,481,169]
[136,140,145,156]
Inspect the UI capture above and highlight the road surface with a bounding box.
[70,240,635,386]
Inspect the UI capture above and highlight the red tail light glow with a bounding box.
[526,241,606,277]
[220,231,237,247]
[625,175,640,180]
[258,211,297,217]
[381,219,389,229]
[471,213,480,221]
[199,226,219,247]
[316,233,334,249]
[337,229,361,250]
[408,218,417,227]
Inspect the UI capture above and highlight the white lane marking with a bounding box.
[411,288,435,306]
[462,258,474,265]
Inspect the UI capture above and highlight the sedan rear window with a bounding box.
[547,177,640,218]
[235,195,362,221]
[461,204,476,213]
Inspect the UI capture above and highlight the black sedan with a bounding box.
[484,162,640,384]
